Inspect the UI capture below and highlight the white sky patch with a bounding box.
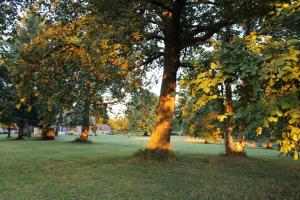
[108,67,163,119]
[145,67,163,96]
[108,103,127,119]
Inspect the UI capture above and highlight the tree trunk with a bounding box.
[7,124,11,138]
[148,43,179,151]
[146,1,184,152]
[224,81,236,154]
[17,125,24,140]
[81,122,89,142]
[294,144,299,161]
[41,127,55,140]
[80,102,90,142]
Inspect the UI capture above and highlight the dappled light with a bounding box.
[0,0,299,199]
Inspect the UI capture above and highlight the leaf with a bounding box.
[291,134,297,142]
[217,115,227,122]
[178,79,185,86]
[256,127,263,135]
[268,116,278,123]
[210,63,218,69]
[203,87,210,94]
[276,110,283,117]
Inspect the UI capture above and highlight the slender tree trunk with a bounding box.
[148,43,179,151]
[224,81,235,154]
[17,125,24,140]
[294,143,299,161]
[7,124,11,138]
[80,101,90,142]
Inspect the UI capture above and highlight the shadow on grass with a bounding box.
[132,148,177,162]
[71,137,93,144]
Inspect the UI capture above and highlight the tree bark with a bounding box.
[80,101,90,142]
[17,125,24,140]
[147,1,184,151]
[294,143,299,161]
[148,42,179,151]
[224,81,236,154]
[147,0,185,152]
[7,124,11,138]
[41,127,55,140]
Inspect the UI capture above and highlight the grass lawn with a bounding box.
[0,134,299,200]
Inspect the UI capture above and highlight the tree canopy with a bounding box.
[0,0,299,159]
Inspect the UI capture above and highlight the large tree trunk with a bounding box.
[148,43,179,151]
[147,1,184,152]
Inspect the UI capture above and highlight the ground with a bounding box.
[0,135,299,200]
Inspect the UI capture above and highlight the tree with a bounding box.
[15,7,136,142]
[92,0,275,153]
[126,89,158,136]
[233,1,300,160]
[185,0,299,158]
[0,59,16,137]
[108,118,129,134]
[0,0,33,36]
[1,7,42,139]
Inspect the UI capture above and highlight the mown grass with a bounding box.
[0,135,299,200]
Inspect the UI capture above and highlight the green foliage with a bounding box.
[254,38,300,159]
[0,15,40,131]
[126,89,158,135]
[108,118,129,134]
[13,8,131,130]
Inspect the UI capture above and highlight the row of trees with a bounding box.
[0,0,299,159]
[177,1,299,158]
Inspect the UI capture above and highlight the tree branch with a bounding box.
[188,20,232,38]
[145,33,165,41]
[180,62,195,69]
[148,0,173,12]
[181,20,233,49]
[140,52,164,67]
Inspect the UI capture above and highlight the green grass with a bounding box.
[0,134,299,200]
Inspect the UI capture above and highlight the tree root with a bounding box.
[72,137,93,144]
[133,148,176,161]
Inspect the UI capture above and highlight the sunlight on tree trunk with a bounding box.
[148,43,179,151]
[80,107,90,142]
[80,126,89,142]
[47,129,55,139]
[294,145,299,161]
[41,128,55,140]
[266,139,273,149]
[235,136,245,152]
